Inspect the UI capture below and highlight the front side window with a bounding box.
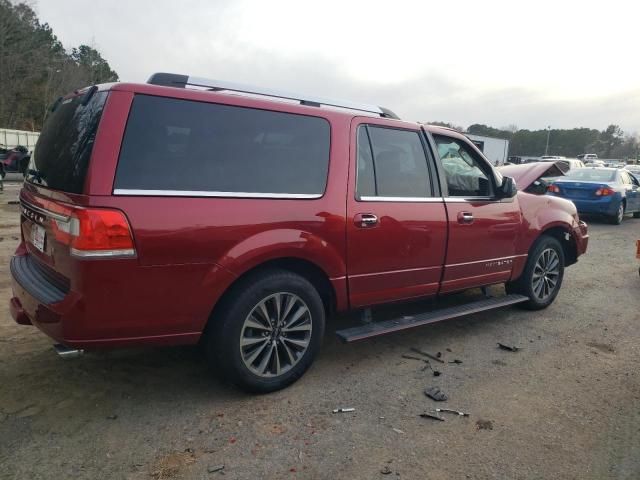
[356,125,432,198]
[115,95,331,196]
[434,135,493,197]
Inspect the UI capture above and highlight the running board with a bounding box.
[335,294,529,343]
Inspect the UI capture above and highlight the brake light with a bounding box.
[51,207,136,258]
[594,187,614,196]
[547,184,560,193]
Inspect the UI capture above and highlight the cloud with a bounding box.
[33,0,640,134]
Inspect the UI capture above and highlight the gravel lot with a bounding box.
[1,181,639,480]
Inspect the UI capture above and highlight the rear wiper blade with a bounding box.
[26,169,44,184]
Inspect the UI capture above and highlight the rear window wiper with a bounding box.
[26,169,44,184]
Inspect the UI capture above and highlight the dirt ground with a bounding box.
[1,181,639,480]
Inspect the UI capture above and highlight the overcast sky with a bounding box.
[34,0,640,133]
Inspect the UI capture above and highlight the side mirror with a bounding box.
[498,176,517,198]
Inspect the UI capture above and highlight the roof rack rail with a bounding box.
[147,72,400,119]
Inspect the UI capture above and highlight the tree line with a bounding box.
[0,0,118,133]
[430,121,639,160]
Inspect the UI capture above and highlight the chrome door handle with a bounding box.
[458,212,474,224]
[354,213,378,228]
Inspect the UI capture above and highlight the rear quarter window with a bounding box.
[114,95,331,197]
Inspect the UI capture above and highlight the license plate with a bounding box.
[31,224,46,252]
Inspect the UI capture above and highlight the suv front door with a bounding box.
[430,132,523,293]
[346,119,448,307]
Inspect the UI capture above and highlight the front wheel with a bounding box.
[204,270,325,393]
[506,235,565,310]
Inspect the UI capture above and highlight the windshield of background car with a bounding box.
[25,91,108,193]
[563,168,616,182]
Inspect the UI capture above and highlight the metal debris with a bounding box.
[332,408,355,413]
[208,465,225,473]
[410,347,445,364]
[435,408,469,417]
[419,412,445,421]
[497,343,520,352]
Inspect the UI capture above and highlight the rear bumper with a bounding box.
[9,249,236,349]
[561,196,621,217]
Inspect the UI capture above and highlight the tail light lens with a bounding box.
[547,184,560,193]
[51,207,136,258]
[595,187,614,196]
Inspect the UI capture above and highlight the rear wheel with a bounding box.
[506,235,565,310]
[609,202,625,225]
[204,270,325,393]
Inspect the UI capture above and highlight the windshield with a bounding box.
[563,168,616,182]
[26,90,108,193]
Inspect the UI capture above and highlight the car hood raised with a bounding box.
[497,162,565,190]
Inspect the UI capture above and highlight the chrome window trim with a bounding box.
[113,189,322,199]
[444,196,500,203]
[358,196,443,203]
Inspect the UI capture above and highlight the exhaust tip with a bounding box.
[53,343,84,359]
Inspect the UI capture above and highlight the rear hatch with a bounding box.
[18,87,135,290]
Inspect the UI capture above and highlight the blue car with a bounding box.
[548,167,640,225]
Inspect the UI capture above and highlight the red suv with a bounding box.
[9,73,588,392]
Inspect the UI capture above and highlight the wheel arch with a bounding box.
[203,256,339,335]
[539,225,578,266]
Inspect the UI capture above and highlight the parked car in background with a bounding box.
[9,74,589,392]
[577,153,598,162]
[0,145,30,178]
[625,164,640,176]
[584,159,605,168]
[547,167,640,224]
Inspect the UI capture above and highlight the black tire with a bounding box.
[633,211,640,219]
[506,235,565,310]
[0,166,5,179]
[609,202,625,225]
[204,269,325,393]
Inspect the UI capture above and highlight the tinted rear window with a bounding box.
[114,95,331,196]
[26,91,107,193]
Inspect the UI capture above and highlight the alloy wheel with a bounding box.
[617,204,624,223]
[531,248,560,301]
[239,292,312,378]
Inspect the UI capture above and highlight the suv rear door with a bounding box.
[429,132,522,293]
[346,118,447,307]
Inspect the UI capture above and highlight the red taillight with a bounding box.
[547,184,560,193]
[594,187,614,196]
[51,207,136,258]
